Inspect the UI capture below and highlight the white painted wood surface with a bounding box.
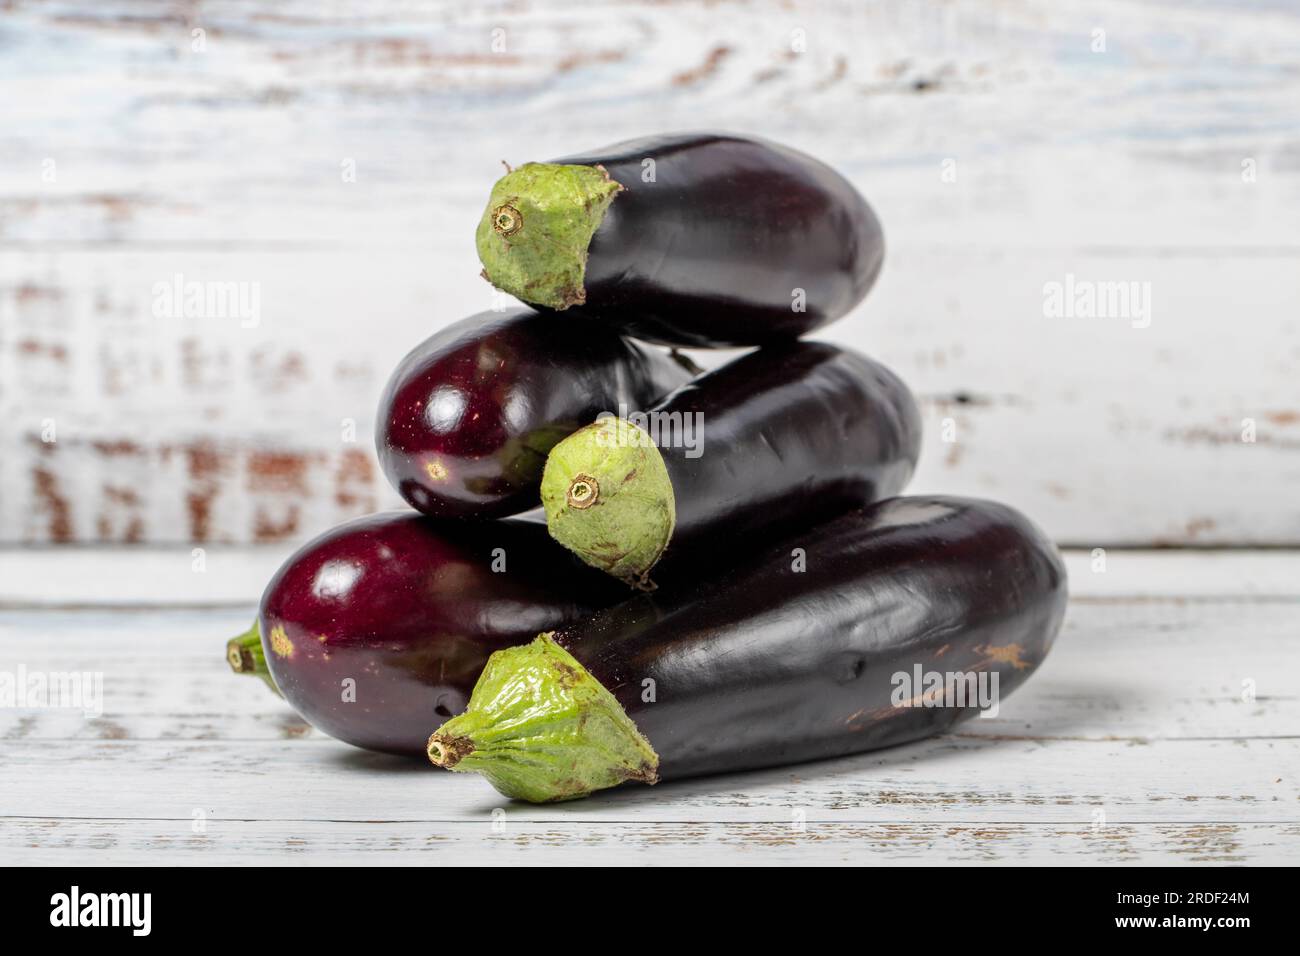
[2,547,1297,864]
[1,0,1298,545]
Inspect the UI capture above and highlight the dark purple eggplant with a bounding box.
[234,511,627,755]
[476,133,884,348]
[375,308,693,519]
[539,341,921,588]
[428,496,1067,801]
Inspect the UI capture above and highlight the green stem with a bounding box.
[427,633,658,803]
[540,417,676,589]
[225,620,282,698]
[475,162,623,309]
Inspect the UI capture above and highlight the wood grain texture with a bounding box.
[3,820,1293,866]
[0,0,1298,544]
[1,549,1296,864]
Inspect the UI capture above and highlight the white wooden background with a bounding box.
[1,0,1298,546]
[2,545,1297,864]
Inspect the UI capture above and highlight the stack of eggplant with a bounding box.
[228,134,1067,803]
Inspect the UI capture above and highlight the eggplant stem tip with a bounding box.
[567,474,600,510]
[428,733,474,769]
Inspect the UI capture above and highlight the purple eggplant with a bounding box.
[236,511,627,755]
[540,341,921,588]
[476,133,884,347]
[428,496,1067,801]
[375,308,693,519]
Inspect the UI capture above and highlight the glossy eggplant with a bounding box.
[428,496,1068,802]
[244,511,627,755]
[540,341,921,588]
[375,308,693,519]
[476,133,884,347]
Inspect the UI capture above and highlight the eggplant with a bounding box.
[476,133,884,348]
[428,496,1068,802]
[238,511,628,755]
[539,341,921,588]
[375,308,694,519]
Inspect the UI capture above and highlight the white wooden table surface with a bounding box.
[2,546,1297,865]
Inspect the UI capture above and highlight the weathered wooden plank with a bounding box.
[2,819,1295,866]
[2,0,1299,544]
[0,250,406,545]
[2,733,1296,825]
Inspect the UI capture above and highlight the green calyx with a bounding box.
[475,162,623,310]
[540,417,675,589]
[427,633,658,803]
[225,620,282,698]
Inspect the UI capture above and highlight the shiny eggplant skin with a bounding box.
[555,133,884,347]
[260,512,627,755]
[376,308,691,518]
[554,496,1068,781]
[653,341,920,580]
